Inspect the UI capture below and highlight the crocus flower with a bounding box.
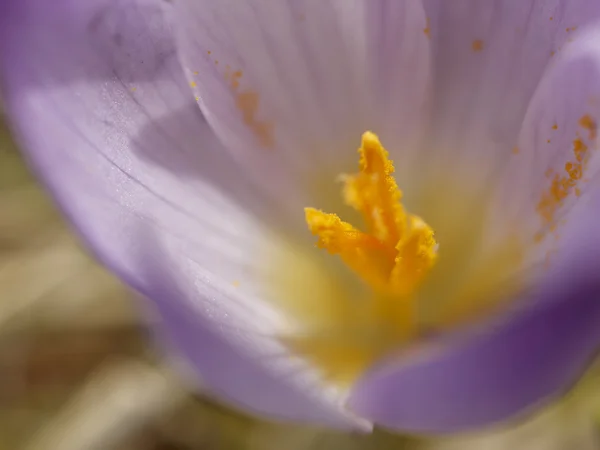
[3,0,600,434]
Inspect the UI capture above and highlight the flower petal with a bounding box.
[348,25,600,432]
[505,25,600,246]
[348,161,600,433]
[421,0,600,184]
[0,0,366,429]
[174,0,431,197]
[348,213,600,432]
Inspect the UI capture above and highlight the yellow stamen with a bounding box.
[305,132,438,297]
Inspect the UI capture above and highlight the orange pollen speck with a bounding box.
[221,65,275,149]
[537,117,593,234]
[235,91,275,149]
[472,39,484,52]
[579,114,597,139]
[552,124,558,130]
[230,70,243,89]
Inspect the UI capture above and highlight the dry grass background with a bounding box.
[1,116,600,449]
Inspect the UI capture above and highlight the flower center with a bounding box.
[305,132,438,297]
[268,132,523,384]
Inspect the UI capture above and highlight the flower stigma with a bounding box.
[305,132,438,298]
[268,132,523,385]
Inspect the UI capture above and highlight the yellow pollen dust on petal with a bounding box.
[472,39,484,52]
[207,52,275,149]
[224,67,275,149]
[423,18,431,38]
[305,132,438,297]
[536,115,595,242]
[579,114,597,139]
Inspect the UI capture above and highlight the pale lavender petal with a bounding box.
[174,0,432,198]
[421,0,600,185]
[506,26,600,240]
[348,262,600,433]
[348,190,600,431]
[0,0,365,429]
[348,24,600,432]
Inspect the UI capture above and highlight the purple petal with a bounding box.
[0,0,365,429]
[348,188,600,432]
[421,0,600,183]
[348,275,600,433]
[173,0,432,192]
[348,20,600,432]
[507,26,600,233]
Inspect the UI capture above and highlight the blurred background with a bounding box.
[2,112,600,449]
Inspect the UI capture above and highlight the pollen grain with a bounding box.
[472,39,484,52]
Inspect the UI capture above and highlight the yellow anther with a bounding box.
[391,216,438,296]
[305,207,395,292]
[305,132,438,296]
[342,131,406,247]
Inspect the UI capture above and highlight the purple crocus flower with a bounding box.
[3,0,600,434]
